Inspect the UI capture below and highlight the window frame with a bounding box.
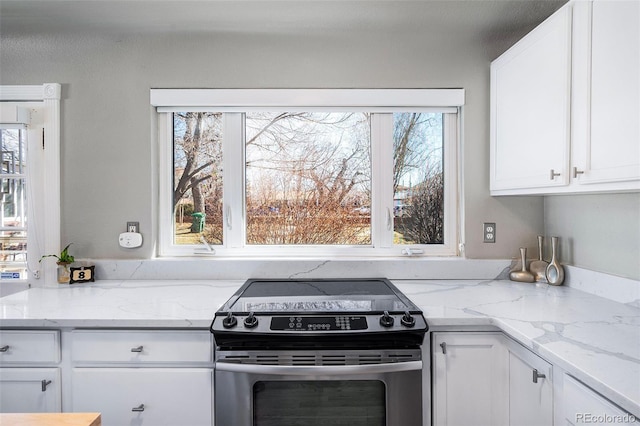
[154,89,463,258]
[0,84,61,287]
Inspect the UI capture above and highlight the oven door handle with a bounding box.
[215,360,422,376]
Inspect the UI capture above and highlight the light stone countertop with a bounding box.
[0,278,638,416]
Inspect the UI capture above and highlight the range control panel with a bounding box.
[270,316,368,331]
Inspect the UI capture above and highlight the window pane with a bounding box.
[1,129,27,280]
[172,112,223,245]
[246,112,371,245]
[254,380,385,426]
[393,113,444,245]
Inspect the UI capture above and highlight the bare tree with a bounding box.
[393,113,440,193]
[397,172,444,244]
[173,112,222,211]
[245,112,371,245]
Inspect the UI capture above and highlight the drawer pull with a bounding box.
[532,369,546,383]
[131,346,144,353]
[549,169,561,180]
[41,380,52,392]
[0,345,9,352]
[440,342,447,354]
[132,404,145,412]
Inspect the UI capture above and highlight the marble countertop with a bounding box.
[0,278,638,416]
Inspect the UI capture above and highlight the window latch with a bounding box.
[401,248,424,256]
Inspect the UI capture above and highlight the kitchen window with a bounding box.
[154,89,463,257]
[0,83,61,288]
[0,127,28,280]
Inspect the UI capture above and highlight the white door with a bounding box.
[0,368,61,413]
[490,5,572,192]
[574,0,640,184]
[432,332,509,426]
[71,368,212,426]
[507,343,553,426]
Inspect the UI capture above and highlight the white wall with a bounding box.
[545,193,640,280]
[1,26,545,265]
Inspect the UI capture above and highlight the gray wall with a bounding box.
[545,193,640,280]
[0,18,564,267]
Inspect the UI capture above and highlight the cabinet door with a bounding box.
[506,342,553,426]
[432,332,509,426]
[573,0,640,185]
[71,368,212,426]
[490,5,572,192]
[0,368,61,413]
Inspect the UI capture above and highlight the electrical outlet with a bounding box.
[127,221,139,233]
[483,222,496,243]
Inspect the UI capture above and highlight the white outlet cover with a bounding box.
[119,232,143,248]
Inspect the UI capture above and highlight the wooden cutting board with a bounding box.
[0,413,101,426]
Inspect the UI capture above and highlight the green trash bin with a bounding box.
[191,212,206,233]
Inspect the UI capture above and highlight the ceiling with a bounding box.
[0,0,568,44]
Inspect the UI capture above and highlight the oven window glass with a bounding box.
[253,380,385,426]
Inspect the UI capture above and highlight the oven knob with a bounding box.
[379,311,394,327]
[222,312,238,329]
[401,311,416,328]
[244,312,259,329]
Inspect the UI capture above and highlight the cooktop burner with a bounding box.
[210,278,428,350]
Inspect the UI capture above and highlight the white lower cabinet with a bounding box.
[432,332,553,426]
[562,375,636,425]
[506,338,553,426]
[432,332,509,426]
[0,368,61,413]
[0,330,62,413]
[71,368,212,426]
[68,329,214,426]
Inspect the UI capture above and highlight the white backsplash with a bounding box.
[87,258,510,281]
[563,265,640,307]
[27,258,639,307]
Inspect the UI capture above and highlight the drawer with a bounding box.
[563,375,635,425]
[0,330,60,364]
[71,368,212,426]
[71,330,212,364]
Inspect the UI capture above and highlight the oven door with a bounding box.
[215,351,423,426]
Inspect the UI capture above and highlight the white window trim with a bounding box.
[154,89,463,258]
[0,84,61,286]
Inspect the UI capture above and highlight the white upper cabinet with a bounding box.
[491,0,640,195]
[491,5,572,192]
[572,0,640,186]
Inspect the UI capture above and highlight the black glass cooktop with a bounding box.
[218,278,419,314]
[211,278,428,350]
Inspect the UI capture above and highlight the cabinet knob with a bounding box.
[573,167,584,178]
[549,169,561,180]
[0,345,9,352]
[41,380,52,392]
[532,369,546,383]
[440,342,447,354]
[131,345,144,353]
[132,404,145,412]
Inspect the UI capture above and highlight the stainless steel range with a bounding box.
[210,278,428,426]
